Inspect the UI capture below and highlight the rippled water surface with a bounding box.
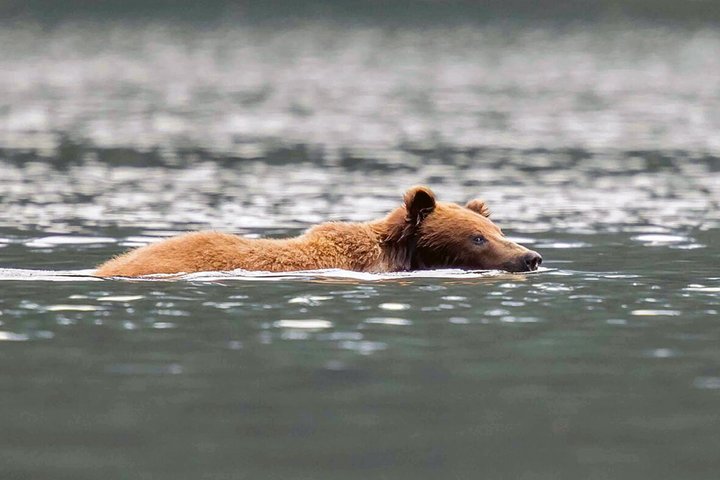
[2,18,720,480]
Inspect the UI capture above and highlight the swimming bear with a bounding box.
[95,186,541,277]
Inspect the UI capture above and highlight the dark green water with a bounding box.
[2,17,720,480]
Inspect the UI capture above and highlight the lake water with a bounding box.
[1,17,720,480]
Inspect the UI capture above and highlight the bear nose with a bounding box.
[523,251,542,271]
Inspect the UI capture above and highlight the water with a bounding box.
[2,17,720,480]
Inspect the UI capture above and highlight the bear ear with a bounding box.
[403,186,436,224]
[465,198,491,217]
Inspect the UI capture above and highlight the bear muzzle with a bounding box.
[504,250,543,272]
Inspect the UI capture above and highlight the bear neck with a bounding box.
[369,207,422,272]
[294,207,420,273]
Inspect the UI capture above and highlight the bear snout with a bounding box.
[503,250,542,272]
[521,251,542,271]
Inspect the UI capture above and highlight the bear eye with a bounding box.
[472,235,487,246]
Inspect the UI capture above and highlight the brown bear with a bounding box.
[95,186,542,277]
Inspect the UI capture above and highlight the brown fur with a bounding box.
[95,186,541,277]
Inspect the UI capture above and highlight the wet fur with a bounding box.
[95,186,539,277]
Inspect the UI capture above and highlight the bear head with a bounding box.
[384,186,542,272]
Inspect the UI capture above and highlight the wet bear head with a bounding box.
[384,186,542,272]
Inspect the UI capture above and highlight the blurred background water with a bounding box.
[1,2,720,479]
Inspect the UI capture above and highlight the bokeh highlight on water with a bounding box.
[1,13,720,480]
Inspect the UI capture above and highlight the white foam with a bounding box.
[631,234,689,245]
[0,331,30,341]
[98,295,145,302]
[0,266,551,283]
[274,320,333,330]
[0,268,101,282]
[631,309,681,316]
[46,304,104,312]
[365,317,412,326]
[378,303,410,311]
[25,236,117,248]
